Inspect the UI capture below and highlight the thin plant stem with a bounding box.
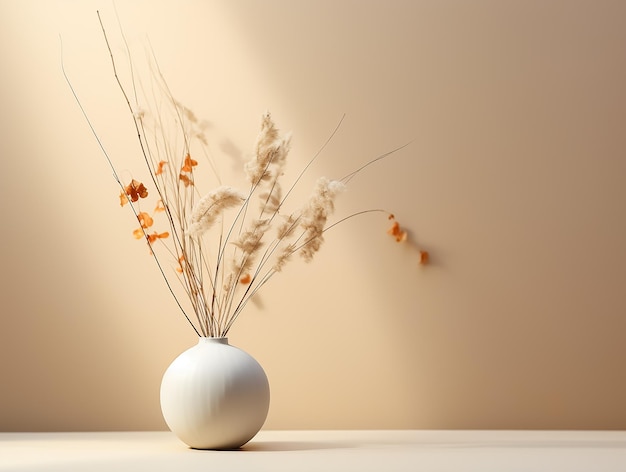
[340,142,412,184]
[96,11,201,336]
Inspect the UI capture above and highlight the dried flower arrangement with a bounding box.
[64,14,427,338]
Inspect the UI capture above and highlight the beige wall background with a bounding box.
[1,0,625,432]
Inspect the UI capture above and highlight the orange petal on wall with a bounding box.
[418,251,429,265]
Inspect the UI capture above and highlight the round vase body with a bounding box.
[160,337,270,449]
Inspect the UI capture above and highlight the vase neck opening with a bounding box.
[198,337,228,345]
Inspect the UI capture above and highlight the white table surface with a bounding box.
[1,430,625,472]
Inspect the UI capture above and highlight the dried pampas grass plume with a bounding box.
[299,177,347,262]
[188,186,246,237]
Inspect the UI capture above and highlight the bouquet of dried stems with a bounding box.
[64,15,426,338]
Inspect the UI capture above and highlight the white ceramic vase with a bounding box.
[160,337,270,449]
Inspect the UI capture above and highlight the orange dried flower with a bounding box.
[387,220,407,242]
[137,212,154,229]
[155,161,168,176]
[239,273,251,284]
[179,173,193,187]
[132,228,144,239]
[122,179,148,204]
[181,154,198,173]
[147,232,170,243]
[154,199,166,213]
[176,255,185,274]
